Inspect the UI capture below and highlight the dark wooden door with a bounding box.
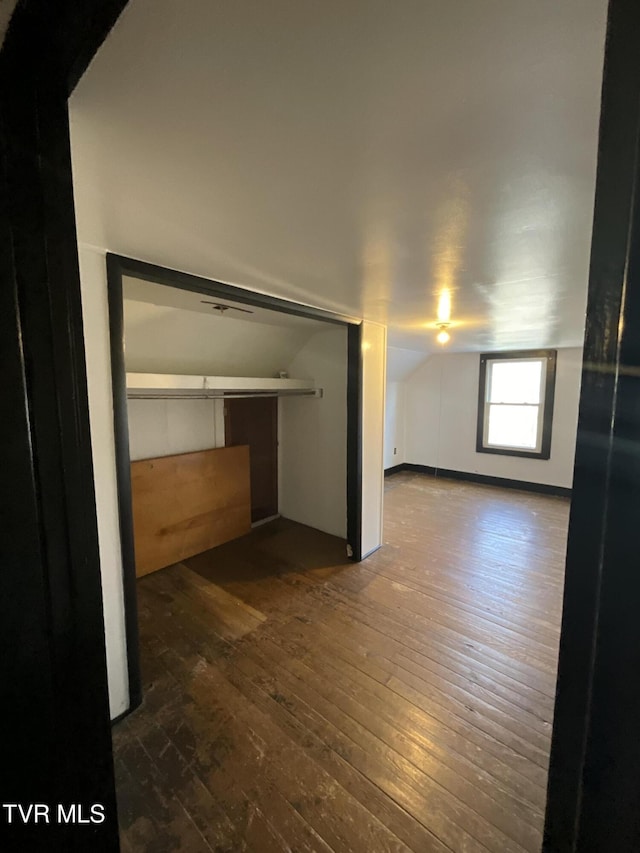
[225,397,278,522]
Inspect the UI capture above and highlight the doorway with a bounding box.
[225,397,279,523]
[2,0,639,850]
[104,254,363,710]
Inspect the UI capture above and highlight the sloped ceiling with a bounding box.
[123,277,328,376]
[71,0,607,354]
[387,347,429,383]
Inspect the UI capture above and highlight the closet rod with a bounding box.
[127,389,322,400]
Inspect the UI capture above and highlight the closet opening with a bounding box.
[224,396,279,524]
[106,254,363,708]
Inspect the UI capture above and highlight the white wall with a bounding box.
[361,322,386,558]
[279,327,348,539]
[127,399,225,461]
[404,347,583,488]
[384,345,428,469]
[78,245,129,719]
[384,381,405,469]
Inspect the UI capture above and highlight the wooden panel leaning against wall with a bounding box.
[130,445,251,576]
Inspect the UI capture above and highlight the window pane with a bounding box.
[488,359,542,404]
[487,404,539,449]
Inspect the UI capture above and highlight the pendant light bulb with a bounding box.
[436,322,451,345]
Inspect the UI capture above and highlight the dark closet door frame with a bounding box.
[106,253,364,711]
[3,0,640,849]
[543,1,640,849]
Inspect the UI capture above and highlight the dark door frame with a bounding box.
[543,1,640,849]
[3,0,640,849]
[106,253,363,711]
[0,1,129,849]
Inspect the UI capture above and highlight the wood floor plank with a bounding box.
[221,567,558,718]
[117,738,215,852]
[138,613,332,853]
[142,576,485,851]
[286,596,555,725]
[113,473,568,852]
[166,556,543,816]
[138,581,418,853]
[267,609,553,747]
[316,575,558,695]
[143,577,497,852]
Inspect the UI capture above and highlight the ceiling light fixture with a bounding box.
[436,322,451,345]
[200,301,254,315]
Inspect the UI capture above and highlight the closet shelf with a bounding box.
[126,372,321,399]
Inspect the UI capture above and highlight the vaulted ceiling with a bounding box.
[70,0,608,353]
[123,275,329,376]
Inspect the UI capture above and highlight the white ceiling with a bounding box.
[70,0,608,354]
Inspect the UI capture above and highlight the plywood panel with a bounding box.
[131,446,251,576]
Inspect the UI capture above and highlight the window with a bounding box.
[476,350,557,459]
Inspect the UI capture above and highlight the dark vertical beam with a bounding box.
[544,1,640,849]
[106,256,142,711]
[575,34,640,851]
[0,78,60,852]
[0,51,118,853]
[0,0,128,848]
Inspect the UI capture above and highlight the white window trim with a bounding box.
[483,356,546,453]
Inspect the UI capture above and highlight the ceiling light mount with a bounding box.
[200,301,254,315]
[436,322,451,345]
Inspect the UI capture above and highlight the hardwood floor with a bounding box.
[113,472,570,852]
